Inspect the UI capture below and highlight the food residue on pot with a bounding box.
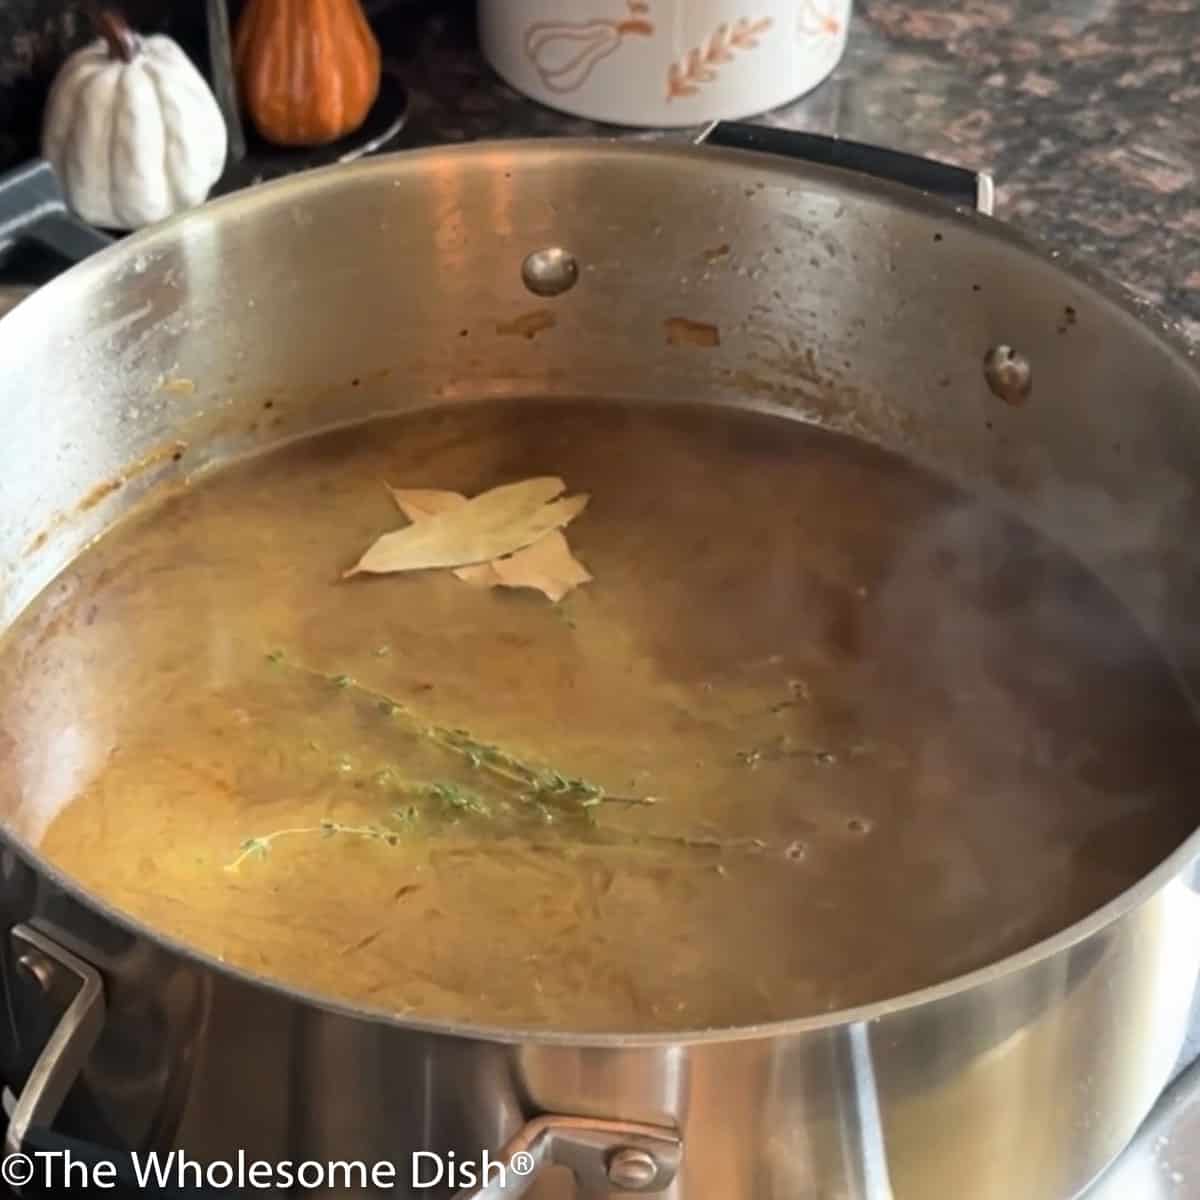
[21,439,190,557]
[1057,305,1078,334]
[496,309,557,339]
[664,317,720,348]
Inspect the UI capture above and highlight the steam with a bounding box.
[851,475,1200,935]
[1022,470,1200,715]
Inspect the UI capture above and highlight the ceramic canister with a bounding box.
[478,0,851,128]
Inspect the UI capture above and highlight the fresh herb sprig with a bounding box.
[226,819,404,871]
[230,649,785,869]
[265,650,659,817]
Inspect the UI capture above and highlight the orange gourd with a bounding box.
[234,0,381,147]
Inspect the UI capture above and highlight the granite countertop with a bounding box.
[370,0,1200,341]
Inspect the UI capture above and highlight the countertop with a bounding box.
[368,0,1200,341]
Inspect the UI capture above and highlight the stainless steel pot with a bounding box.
[1,127,1199,1200]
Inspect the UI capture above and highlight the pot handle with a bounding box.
[0,160,114,264]
[695,120,995,215]
[451,1114,681,1199]
[3,925,105,1173]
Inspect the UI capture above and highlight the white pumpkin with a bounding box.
[41,10,228,231]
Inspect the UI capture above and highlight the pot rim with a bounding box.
[3,136,1199,1048]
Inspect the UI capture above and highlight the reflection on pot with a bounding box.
[666,16,773,101]
[524,1,655,95]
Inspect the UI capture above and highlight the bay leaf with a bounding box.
[485,530,593,602]
[388,486,592,602]
[345,476,587,577]
[388,488,503,588]
[386,488,467,521]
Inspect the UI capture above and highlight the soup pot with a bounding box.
[1,125,1199,1200]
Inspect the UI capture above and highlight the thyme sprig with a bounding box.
[226,819,403,871]
[265,650,659,815]
[228,649,786,870]
[226,812,774,871]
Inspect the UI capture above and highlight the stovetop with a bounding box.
[1087,985,1200,1197]
[0,244,59,317]
[1084,1052,1200,1199]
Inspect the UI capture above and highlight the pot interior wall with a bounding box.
[1,139,1198,829]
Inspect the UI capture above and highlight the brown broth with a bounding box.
[2,400,1197,1032]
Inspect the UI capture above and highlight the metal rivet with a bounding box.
[521,248,579,298]
[16,952,52,993]
[607,1147,659,1190]
[983,345,1032,406]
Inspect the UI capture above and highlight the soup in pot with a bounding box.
[2,400,1196,1031]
